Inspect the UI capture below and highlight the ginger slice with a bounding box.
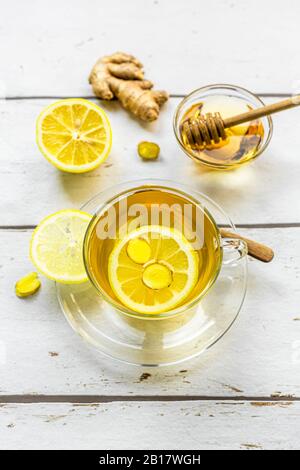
[138,141,160,160]
[127,238,152,264]
[15,272,41,298]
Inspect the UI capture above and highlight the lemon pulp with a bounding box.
[108,225,199,314]
[36,99,112,173]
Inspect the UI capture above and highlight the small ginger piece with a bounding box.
[89,52,168,121]
[127,238,152,264]
[138,141,160,160]
[15,272,41,298]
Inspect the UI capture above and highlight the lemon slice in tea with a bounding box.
[36,99,112,173]
[108,225,199,314]
[30,209,92,283]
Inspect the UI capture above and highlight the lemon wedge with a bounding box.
[30,209,92,284]
[108,225,199,314]
[36,99,112,173]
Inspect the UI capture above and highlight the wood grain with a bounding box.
[1,97,300,225]
[1,227,300,397]
[1,0,300,96]
[0,401,299,449]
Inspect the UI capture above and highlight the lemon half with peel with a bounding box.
[108,225,199,314]
[36,99,112,173]
[30,210,92,284]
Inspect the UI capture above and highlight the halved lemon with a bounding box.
[30,209,92,284]
[108,225,199,314]
[36,99,112,173]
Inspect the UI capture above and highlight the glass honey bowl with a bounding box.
[173,84,273,170]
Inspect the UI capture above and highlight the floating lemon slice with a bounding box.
[30,209,92,284]
[36,99,112,173]
[108,225,199,314]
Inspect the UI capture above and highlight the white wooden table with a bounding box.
[1,0,300,450]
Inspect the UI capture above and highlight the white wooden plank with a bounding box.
[0,401,299,450]
[1,97,300,225]
[1,0,299,96]
[1,227,300,396]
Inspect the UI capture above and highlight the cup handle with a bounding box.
[220,228,274,263]
[222,238,248,266]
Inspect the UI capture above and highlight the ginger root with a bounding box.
[89,52,168,122]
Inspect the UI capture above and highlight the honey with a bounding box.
[179,95,265,168]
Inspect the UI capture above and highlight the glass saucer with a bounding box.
[57,180,247,366]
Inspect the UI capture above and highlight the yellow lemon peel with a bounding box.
[36,99,112,173]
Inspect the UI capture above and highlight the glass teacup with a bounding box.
[57,180,248,365]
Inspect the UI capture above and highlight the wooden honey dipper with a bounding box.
[182,95,300,147]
